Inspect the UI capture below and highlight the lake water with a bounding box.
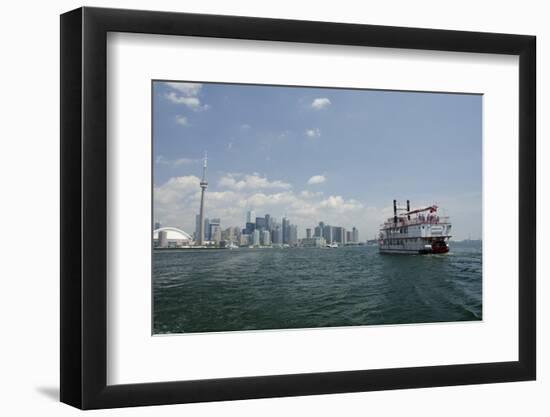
[153,243,482,334]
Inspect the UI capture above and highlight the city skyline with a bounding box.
[153,81,482,240]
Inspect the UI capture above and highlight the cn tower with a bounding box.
[198,152,208,245]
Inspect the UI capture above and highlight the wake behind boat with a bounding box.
[379,200,451,254]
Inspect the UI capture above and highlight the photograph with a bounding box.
[152,80,483,334]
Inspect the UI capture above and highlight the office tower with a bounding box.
[282,217,290,244]
[314,221,324,238]
[253,229,260,246]
[204,218,210,241]
[333,226,346,244]
[154,221,161,230]
[272,226,282,244]
[288,224,298,246]
[212,228,222,244]
[194,214,201,240]
[198,153,208,245]
[261,230,271,246]
[209,218,221,243]
[239,234,250,246]
[245,222,256,235]
[265,214,272,231]
[346,231,352,243]
[246,209,256,224]
[352,227,359,243]
[322,224,333,244]
[255,216,267,230]
[306,228,312,239]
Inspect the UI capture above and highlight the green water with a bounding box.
[153,243,482,334]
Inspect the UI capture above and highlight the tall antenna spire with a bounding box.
[198,151,209,246]
[202,151,208,182]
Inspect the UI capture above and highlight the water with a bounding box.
[153,243,482,334]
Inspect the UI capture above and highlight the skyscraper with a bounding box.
[204,218,210,241]
[322,224,333,244]
[194,214,201,240]
[261,230,271,246]
[352,227,359,243]
[255,216,267,230]
[272,225,282,244]
[252,229,260,246]
[198,152,208,245]
[288,224,298,246]
[209,218,221,243]
[315,221,324,238]
[246,209,256,224]
[306,228,312,239]
[282,217,290,244]
[333,226,346,244]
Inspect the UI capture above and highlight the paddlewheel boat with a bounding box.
[379,200,451,254]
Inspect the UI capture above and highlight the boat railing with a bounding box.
[381,216,450,229]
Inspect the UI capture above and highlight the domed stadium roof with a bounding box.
[153,227,192,240]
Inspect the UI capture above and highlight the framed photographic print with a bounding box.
[60,6,536,409]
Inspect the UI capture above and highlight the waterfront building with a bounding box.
[246,209,256,224]
[212,228,222,244]
[346,231,352,243]
[333,226,347,245]
[255,216,267,230]
[302,236,326,248]
[252,229,260,246]
[352,227,359,243]
[158,230,168,248]
[239,234,250,247]
[245,222,256,235]
[322,224,333,244]
[282,217,290,244]
[204,217,210,241]
[154,221,161,230]
[306,228,312,239]
[314,222,324,238]
[209,218,221,243]
[153,227,193,248]
[272,225,283,245]
[288,224,298,246]
[261,230,271,246]
[265,214,273,231]
[194,214,201,241]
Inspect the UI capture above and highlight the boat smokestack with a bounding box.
[407,200,410,220]
[393,200,397,224]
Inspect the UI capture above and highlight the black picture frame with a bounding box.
[60,6,536,410]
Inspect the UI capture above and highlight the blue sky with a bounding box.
[153,81,482,240]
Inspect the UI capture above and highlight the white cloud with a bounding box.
[154,176,201,206]
[164,82,202,96]
[175,115,188,126]
[311,97,331,110]
[154,171,372,238]
[307,175,326,185]
[240,123,251,130]
[218,173,292,191]
[163,82,209,111]
[319,195,363,212]
[305,128,321,138]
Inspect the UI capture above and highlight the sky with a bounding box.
[153,81,482,241]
